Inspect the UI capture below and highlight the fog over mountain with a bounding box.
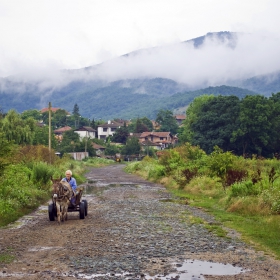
[1,31,280,117]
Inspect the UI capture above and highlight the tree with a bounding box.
[104,143,120,156]
[180,94,215,144]
[33,125,56,148]
[52,109,68,128]
[267,92,280,155]
[111,126,129,144]
[2,110,36,145]
[191,95,240,154]
[232,95,272,156]
[156,109,179,135]
[72,103,80,117]
[21,109,42,121]
[134,117,153,133]
[122,137,141,155]
[135,118,148,133]
[58,130,80,153]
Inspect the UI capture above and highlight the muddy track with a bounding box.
[0,164,279,280]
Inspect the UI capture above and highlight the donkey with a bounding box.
[51,178,73,225]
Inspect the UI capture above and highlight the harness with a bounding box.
[53,182,72,203]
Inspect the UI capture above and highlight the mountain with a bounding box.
[0,31,280,119]
[234,71,280,95]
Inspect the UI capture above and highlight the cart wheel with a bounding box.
[82,199,88,216]
[79,201,85,219]
[48,203,55,221]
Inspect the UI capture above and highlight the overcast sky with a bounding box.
[0,0,280,81]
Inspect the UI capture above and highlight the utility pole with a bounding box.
[48,102,52,163]
[85,131,88,153]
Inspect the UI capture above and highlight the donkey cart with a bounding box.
[48,184,88,222]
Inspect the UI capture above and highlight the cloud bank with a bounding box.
[1,32,280,93]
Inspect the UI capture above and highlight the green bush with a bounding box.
[125,161,141,173]
[158,149,186,175]
[32,162,55,186]
[262,187,280,214]
[207,146,235,179]
[229,181,260,198]
[0,164,47,225]
[147,164,166,180]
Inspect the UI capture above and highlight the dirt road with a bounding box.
[0,164,279,279]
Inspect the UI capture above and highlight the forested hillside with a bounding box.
[0,81,258,119]
[1,31,280,119]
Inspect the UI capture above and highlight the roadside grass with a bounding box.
[168,187,280,259]
[124,154,280,260]
[0,157,114,228]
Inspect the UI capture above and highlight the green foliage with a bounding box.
[111,126,129,143]
[126,146,280,258]
[0,253,15,264]
[207,146,235,180]
[262,187,280,214]
[158,149,186,175]
[2,110,37,145]
[181,95,215,143]
[33,125,56,147]
[232,95,272,156]
[229,181,261,198]
[58,129,80,153]
[190,95,240,153]
[104,143,121,156]
[31,162,55,187]
[156,109,179,134]
[21,109,42,121]
[122,137,141,155]
[0,164,47,225]
[130,117,154,133]
[72,103,80,117]
[0,131,16,175]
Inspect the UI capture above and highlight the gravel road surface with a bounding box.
[0,164,279,280]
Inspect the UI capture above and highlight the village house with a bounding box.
[97,120,124,140]
[53,126,72,142]
[92,143,106,156]
[139,131,177,150]
[40,107,71,115]
[74,126,96,139]
[174,114,186,126]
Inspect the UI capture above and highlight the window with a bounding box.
[111,127,116,132]
[103,128,107,132]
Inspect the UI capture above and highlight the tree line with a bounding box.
[179,92,280,157]
[0,103,179,158]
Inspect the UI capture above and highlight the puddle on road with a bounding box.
[6,205,48,229]
[74,259,247,280]
[81,182,140,196]
[28,246,63,252]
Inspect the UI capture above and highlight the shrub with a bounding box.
[207,146,235,179]
[147,164,166,180]
[229,181,260,198]
[262,187,280,214]
[32,162,55,186]
[158,149,186,175]
[184,175,223,197]
[224,169,248,187]
[0,164,47,225]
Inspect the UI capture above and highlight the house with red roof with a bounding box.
[139,131,177,149]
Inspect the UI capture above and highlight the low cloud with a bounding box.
[1,32,280,94]
[86,32,280,87]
